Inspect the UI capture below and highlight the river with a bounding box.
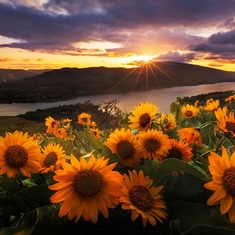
[0,82,235,116]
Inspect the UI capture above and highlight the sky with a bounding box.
[0,0,235,71]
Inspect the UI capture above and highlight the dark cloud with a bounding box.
[188,29,235,59]
[156,51,195,63]
[0,0,235,61]
[209,29,235,44]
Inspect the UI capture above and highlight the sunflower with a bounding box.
[177,127,202,147]
[128,101,158,131]
[214,107,235,137]
[225,94,235,103]
[157,113,176,131]
[53,127,68,139]
[49,154,123,223]
[136,129,171,161]
[104,128,141,167]
[204,99,220,112]
[204,146,235,223]
[39,143,67,174]
[89,127,101,138]
[78,113,92,126]
[45,116,58,134]
[0,130,42,178]
[181,104,200,119]
[119,170,167,227]
[166,139,193,162]
[194,100,201,107]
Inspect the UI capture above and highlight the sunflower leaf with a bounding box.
[168,201,235,235]
[83,128,113,159]
[0,210,37,235]
[140,158,208,185]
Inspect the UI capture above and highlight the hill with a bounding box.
[0,62,235,103]
[0,68,49,83]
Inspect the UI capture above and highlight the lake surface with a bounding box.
[1,82,235,116]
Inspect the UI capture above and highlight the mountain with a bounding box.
[0,62,235,103]
[0,68,50,83]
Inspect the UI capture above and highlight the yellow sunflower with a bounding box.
[181,104,200,119]
[49,154,123,223]
[128,101,158,131]
[39,143,67,174]
[0,130,42,178]
[166,139,193,162]
[45,116,58,134]
[204,146,235,223]
[136,129,171,161]
[53,127,68,139]
[89,127,101,138]
[204,99,220,112]
[177,127,202,147]
[104,128,141,167]
[225,94,235,103]
[157,113,177,131]
[194,100,201,107]
[77,113,92,126]
[214,107,235,137]
[119,170,167,227]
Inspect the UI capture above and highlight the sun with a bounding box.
[133,55,154,64]
[139,55,154,63]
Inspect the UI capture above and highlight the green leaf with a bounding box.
[0,210,37,235]
[139,158,208,185]
[168,201,235,235]
[31,205,67,235]
[0,176,20,192]
[83,128,113,159]
[0,205,67,235]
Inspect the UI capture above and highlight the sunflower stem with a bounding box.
[215,135,227,153]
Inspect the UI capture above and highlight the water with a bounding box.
[0,82,234,116]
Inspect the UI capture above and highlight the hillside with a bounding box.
[0,62,235,103]
[0,68,49,83]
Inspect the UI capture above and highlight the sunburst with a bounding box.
[109,55,175,92]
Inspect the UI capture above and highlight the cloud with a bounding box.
[156,51,195,63]
[0,0,235,62]
[188,29,235,61]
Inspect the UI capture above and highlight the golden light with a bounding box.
[139,55,154,63]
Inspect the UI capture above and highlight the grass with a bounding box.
[0,116,45,136]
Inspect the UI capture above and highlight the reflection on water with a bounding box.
[0,82,234,116]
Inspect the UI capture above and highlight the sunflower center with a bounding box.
[44,152,58,167]
[73,170,104,199]
[167,147,182,159]
[51,121,57,128]
[144,138,160,152]
[82,118,88,123]
[4,145,28,168]
[223,167,235,195]
[225,122,235,134]
[116,140,135,159]
[139,113,151,128]
[163,118,170,128]
[185,110,193,118]
[129,185,153,211]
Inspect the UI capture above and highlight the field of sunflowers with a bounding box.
[1,93,235,234]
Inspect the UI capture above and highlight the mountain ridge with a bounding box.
[0,62,235,103]
[0,68,50,83]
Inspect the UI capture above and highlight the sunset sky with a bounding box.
[0,0,235,71]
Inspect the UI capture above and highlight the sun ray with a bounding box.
[149,62,176,81]
[108,54,176,94]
